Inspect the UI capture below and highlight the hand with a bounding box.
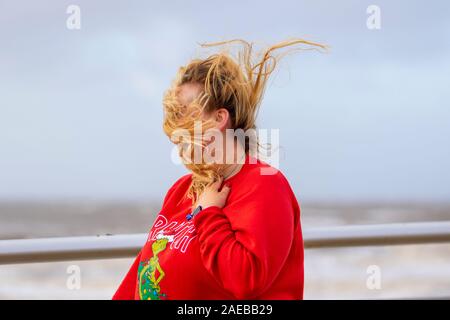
[196,177,231,209]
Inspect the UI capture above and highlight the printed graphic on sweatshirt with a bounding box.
[138,231,174,300]
[147,214,197,253]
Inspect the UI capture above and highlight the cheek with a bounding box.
[200,110,215,123]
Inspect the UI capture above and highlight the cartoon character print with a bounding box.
[138,230,174,300]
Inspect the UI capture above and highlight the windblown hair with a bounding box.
[162,39,326,202]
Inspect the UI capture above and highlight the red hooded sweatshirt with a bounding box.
[113,156,303,300]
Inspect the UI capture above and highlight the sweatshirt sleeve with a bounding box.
[192,172,296,299]
[112,251,141,300]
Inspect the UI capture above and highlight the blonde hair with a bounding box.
[162,39,326,202]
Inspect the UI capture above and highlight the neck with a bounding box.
[222,142,246,180]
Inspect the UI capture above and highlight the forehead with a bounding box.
[177,82,203,106]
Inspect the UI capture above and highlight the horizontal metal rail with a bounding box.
[304,220,450,248]
[0,221,450,265]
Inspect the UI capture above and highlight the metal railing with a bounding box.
[1,221,450,265]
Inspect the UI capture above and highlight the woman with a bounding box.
[113,39,325,300]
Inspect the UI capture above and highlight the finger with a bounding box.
[209,176,223,191]
[220,184,231,197]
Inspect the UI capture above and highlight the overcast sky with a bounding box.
[1,0,449,203]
